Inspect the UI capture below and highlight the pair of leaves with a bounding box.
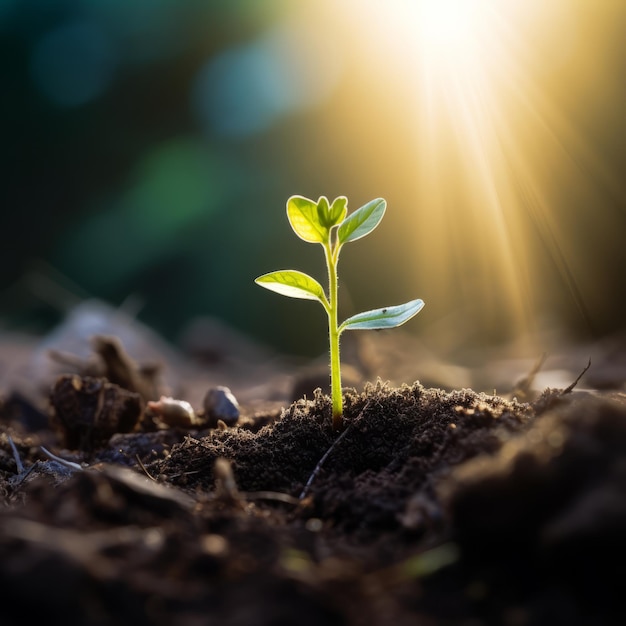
[287,195,386,246]
[255,268,424,334]
[286,196,345,244]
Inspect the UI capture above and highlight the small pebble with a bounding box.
[203,386,240,426]
[305,518,323,532]
[147,396,197,428]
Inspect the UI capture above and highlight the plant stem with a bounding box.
[325,241,343,430]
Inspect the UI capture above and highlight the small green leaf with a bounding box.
[286,196,328,244]
[339,299,424,333]
[316,196,331,227]
[337,198,386,244]
[317,196,348,228]
[328,196,348,226]
[255,270,328,306]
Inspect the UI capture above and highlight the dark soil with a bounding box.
[1,316,625,626]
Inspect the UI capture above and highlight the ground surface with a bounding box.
[1,301,625,625]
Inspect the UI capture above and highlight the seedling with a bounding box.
[255,195,424,430]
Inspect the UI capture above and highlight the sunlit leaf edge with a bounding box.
[255,269,328,306]
[286,195,328,244]
[337,198,386,244]
[339,298,424,332]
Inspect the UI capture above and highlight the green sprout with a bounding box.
[255,195,425,430]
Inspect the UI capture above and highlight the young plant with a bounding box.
[255,195,424,430]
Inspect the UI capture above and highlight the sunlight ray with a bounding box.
[324,0,618,350]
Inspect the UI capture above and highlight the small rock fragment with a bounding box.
[203,386,240,427]
[146,396,198,429]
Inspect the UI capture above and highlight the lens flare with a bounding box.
[317,0,611,353]
[416,0,488,62]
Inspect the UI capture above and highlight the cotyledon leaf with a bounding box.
[255,270,328,307]
[339,298,424,333]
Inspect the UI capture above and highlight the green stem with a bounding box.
[325,241,343,430]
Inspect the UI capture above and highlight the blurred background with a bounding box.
[2,0,626,363]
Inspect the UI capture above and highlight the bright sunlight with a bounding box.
[415,0,489,63]
[317,0,605,353]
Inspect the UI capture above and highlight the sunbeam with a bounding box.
[324,0,613,353]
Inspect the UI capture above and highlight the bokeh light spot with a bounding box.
[30,19,116,107]
[123,137,216,234]
[56,138,225,290]
[192,18,342,137]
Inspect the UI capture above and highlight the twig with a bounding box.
[7,437,39,497]
[511,352,547,400]
[299,400,372,500]
[135,454,158,482]
[40,446,83,472]
[7,435,24,474]
[10,462,39,492]
[562,358,592,394]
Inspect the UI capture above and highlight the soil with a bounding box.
[1,306,625,625]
